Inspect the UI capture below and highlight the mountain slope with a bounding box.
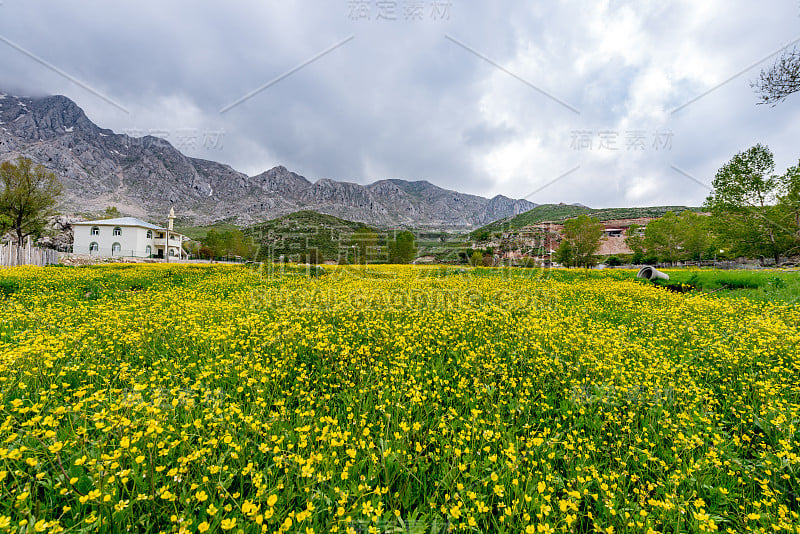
[0,93,535,228]
[472,204,704,237]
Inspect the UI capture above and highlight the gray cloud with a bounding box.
[2,0,799,209]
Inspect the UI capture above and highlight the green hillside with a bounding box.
[176,221,240,241]
[244,210,379,262]
[472,204,703,239]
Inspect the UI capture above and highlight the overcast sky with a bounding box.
[2,1,799,208]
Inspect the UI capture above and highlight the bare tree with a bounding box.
[753,47,800,105]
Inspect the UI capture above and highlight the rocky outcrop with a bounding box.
[0,93,537,228]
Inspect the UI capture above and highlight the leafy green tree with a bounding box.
[201,228,255,260]
[625,224,644,254]
[629,212,715,264]
[388,230,417,263]
[678,211,715,261]
[706,144,779,208]
[350,228,378,264]
[554,241,574,267]
[776,162,800,257]
[305,248,322,265]
[641,212,683,264]
[203,229,221,256]
[625,224,645,264]
[198,245,214,259]
[469,250,483,266]
[0,157,63,245]
[0,212,10,239]
[557,215,604,267]
[228,229,254,258]
[704,144,792,264]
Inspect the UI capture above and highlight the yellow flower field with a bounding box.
[0,264,799,533]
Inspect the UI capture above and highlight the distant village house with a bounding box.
[486,217,655,262]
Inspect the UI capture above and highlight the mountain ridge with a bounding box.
[0,93,536,228]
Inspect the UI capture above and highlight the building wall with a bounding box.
[73,224,152,257]
[598,235,632,256]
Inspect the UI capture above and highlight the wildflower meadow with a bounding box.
[0,264,798,533]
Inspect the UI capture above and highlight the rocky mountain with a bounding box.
[0,93,536,228]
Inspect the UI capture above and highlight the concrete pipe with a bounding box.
[636,266,669,281]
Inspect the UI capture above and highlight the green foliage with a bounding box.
[704,144,796,263]
[301,248,322,265]
[624,224,644,257]
[246,211,378,263]
[388,230,418,264]
[102,206,122,219]
[350,227,380,264]
[0,211,10,238]
[554,241,573,267]
[776,161,800,258]
[176,222,240,241]
[469,250,483,266]
[678,211,716,261]
[604,256,622,267]
[641,212,683,264]
[516,257,539,268]
[198,245,214,259]
[636,211,716,264]
[201,228,255,260]
[0,157,63,245]
[705,144,779,209]
[556,215,604,267]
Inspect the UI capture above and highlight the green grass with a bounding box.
[653,269,800,303]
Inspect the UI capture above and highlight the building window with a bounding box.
[89,242,99,253]
[169,248,176,257]
[113,227,122,236]
[112,242,121,255]
[90,227,99,236]
[146,230,153,239]
[145,245,152,257]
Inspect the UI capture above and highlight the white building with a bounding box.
[72,209,188,259]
